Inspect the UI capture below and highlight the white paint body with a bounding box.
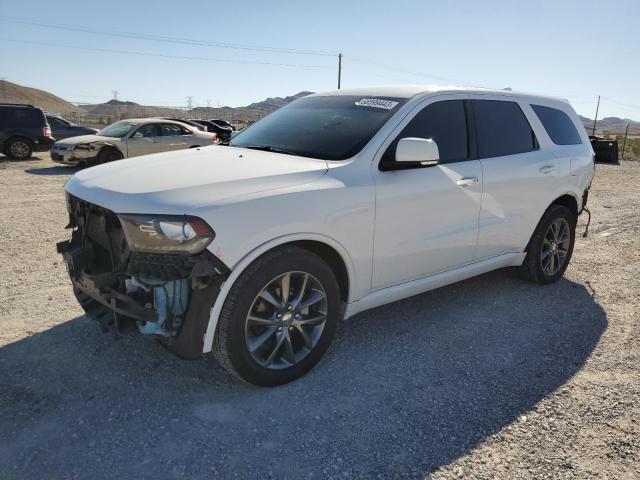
[64,85,595,354]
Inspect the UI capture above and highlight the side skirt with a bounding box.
[344,252,526,319]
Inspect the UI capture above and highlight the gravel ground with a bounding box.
[0,154,638,479]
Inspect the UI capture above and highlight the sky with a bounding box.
[0,0,638,120]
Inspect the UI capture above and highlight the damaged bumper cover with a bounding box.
[57,194,229,357]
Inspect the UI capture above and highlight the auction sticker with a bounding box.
[355,98,399,110]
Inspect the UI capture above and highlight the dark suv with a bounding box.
[0,104,55,160]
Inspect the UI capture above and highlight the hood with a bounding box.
[57,134,122,146]
[64,145,328,214]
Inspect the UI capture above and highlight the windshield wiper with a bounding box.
[239,144,297,156]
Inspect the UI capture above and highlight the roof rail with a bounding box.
[0,103,36,107]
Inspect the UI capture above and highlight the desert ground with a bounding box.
[0,153,638,479]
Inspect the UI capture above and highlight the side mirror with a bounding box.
[132,132,144,139]
[396,137,440,166]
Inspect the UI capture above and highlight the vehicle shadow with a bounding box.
[25,166,80,176]
[0,269,606,479]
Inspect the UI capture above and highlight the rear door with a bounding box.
[372,98,483,289]
[160,123,193,151]
[472,98,563,259]
[125,123,163,157]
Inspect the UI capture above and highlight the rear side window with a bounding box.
[0,107,44,127]
[473,100,537,158]
[531,104,582,145]
[381,100,468,164]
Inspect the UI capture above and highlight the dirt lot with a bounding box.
[0,154,638,479]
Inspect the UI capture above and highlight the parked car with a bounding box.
[46,114,98,141]
[57,86,594,386]
[188,119,233,142]
[0,103,55,160]
[208,118,236,131]
[51,118,217,167]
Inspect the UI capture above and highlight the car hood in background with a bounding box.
[64,145,329,214]
[55,134,122,146]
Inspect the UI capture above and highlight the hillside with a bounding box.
[579,115,640,136]
[85,99,183,118]
[0,80,86,114]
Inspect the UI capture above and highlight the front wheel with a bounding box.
[520,204,576,284]
[213,246,340,386]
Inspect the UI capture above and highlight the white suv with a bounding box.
[58,86,594,386]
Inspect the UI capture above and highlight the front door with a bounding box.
[125,123,163,157]
[372,99,482,290]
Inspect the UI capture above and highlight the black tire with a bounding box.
[213,246,340,386]
[5,137,33,160]
[520,204,576,284]
[97,148,124,164]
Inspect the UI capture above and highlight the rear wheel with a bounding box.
[5,137,33,160]
[213,246,340,386]
[520,204,576,284]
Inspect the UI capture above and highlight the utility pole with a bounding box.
[112,90,119,120]
[592,95,600,136]
[621,122,631,160]
[187,96,193,112]
[337,53,342,89]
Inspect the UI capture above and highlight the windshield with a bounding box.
[97,121,137,138]
[230,95,407,160]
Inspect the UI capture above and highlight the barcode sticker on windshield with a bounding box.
[355,98,399,110]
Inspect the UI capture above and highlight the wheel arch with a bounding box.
[201,233,355,354]
[3,134,34,154]
[523,192,581,253]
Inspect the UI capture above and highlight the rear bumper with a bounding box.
[34,136,56,152]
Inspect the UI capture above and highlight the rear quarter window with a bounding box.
[473,100,538,158]
[531,104,582,145]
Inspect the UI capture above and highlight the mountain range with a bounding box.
[1,79,637,134]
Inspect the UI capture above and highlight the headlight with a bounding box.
[118,214,215,254]
[74,143,95,151]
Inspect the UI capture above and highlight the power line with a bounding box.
[0,38,335,70]
[0,17,337,57]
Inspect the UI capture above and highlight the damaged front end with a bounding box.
[57,194,229,358]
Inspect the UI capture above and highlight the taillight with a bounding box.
[43,126,51,137]
[212,133,218,143]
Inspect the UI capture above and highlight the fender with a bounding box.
[201,232,356,353]
[521,187,583,254]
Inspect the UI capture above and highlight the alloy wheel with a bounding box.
[245,271,328,370]
[10,141,30,159]
[541,218,571,275]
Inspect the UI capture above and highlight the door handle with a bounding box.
[456,176,479,187]
[539,165,556,174]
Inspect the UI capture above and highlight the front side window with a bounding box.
[230,95,407,160]
[381,100,469,166]
[531,104,582,145]
[136,123,161,137]
[473,100,537,158]
[98,121,137,138]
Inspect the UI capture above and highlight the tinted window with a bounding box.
[473,100,537,158]
[230,95,407,161]
[48,116,69,128]
[136,123,161,137]
[1,107,43,127]
[531,104,582,145]
[382,100,468,164]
